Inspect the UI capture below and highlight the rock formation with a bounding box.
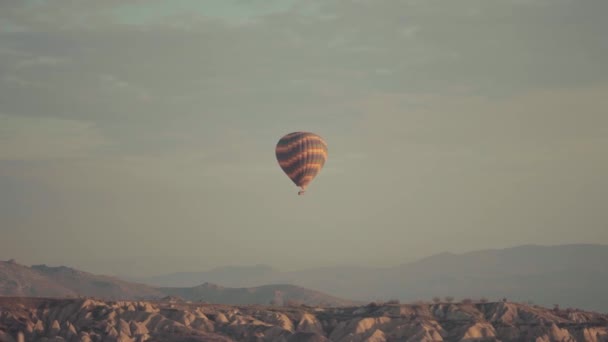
[1,297,607,341]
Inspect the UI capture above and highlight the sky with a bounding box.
[1,0,607,277]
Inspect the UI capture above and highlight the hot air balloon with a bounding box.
[275,132,328,195]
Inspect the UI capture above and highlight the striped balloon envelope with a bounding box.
[275,132,328,195]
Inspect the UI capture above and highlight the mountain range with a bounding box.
[125,244,608,312]
[2,244,607,312]
[0,259,356,307]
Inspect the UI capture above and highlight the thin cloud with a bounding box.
[15,56,68,69]
[0,114,110,161]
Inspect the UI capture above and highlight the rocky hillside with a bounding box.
[0,260,356,307]
[0,260,162,300]
[1,297,607,342]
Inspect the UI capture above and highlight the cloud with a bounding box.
[15,56,68,69]
[0,114,110,161]
[351,85,608,174]
[0,0,297,31]
[1,0,605,183]
[1,0,605,110]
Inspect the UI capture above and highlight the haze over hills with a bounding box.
[160,282,358,307]
[127,244,608,313]
[2,244,607,311]
[0,260,357,307]
[124,264,281,290]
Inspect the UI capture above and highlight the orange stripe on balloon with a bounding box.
[278,149,328,168]
[287,163,324,181]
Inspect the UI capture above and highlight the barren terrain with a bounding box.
[1,297,608,341]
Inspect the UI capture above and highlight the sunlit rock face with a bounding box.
[1,298,608,342]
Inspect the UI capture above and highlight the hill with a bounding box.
[1,297,607,341]
[129,244,608,312]
[0,260,357,307]
[160,282,359,306]
[0,259,162,300]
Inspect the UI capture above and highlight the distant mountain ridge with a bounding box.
[0,260,357,307]
[3,244,607,311]
[123,264,280,289]
[128,244,608,312]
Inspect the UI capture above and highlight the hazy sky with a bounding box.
[1,0,607,277]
